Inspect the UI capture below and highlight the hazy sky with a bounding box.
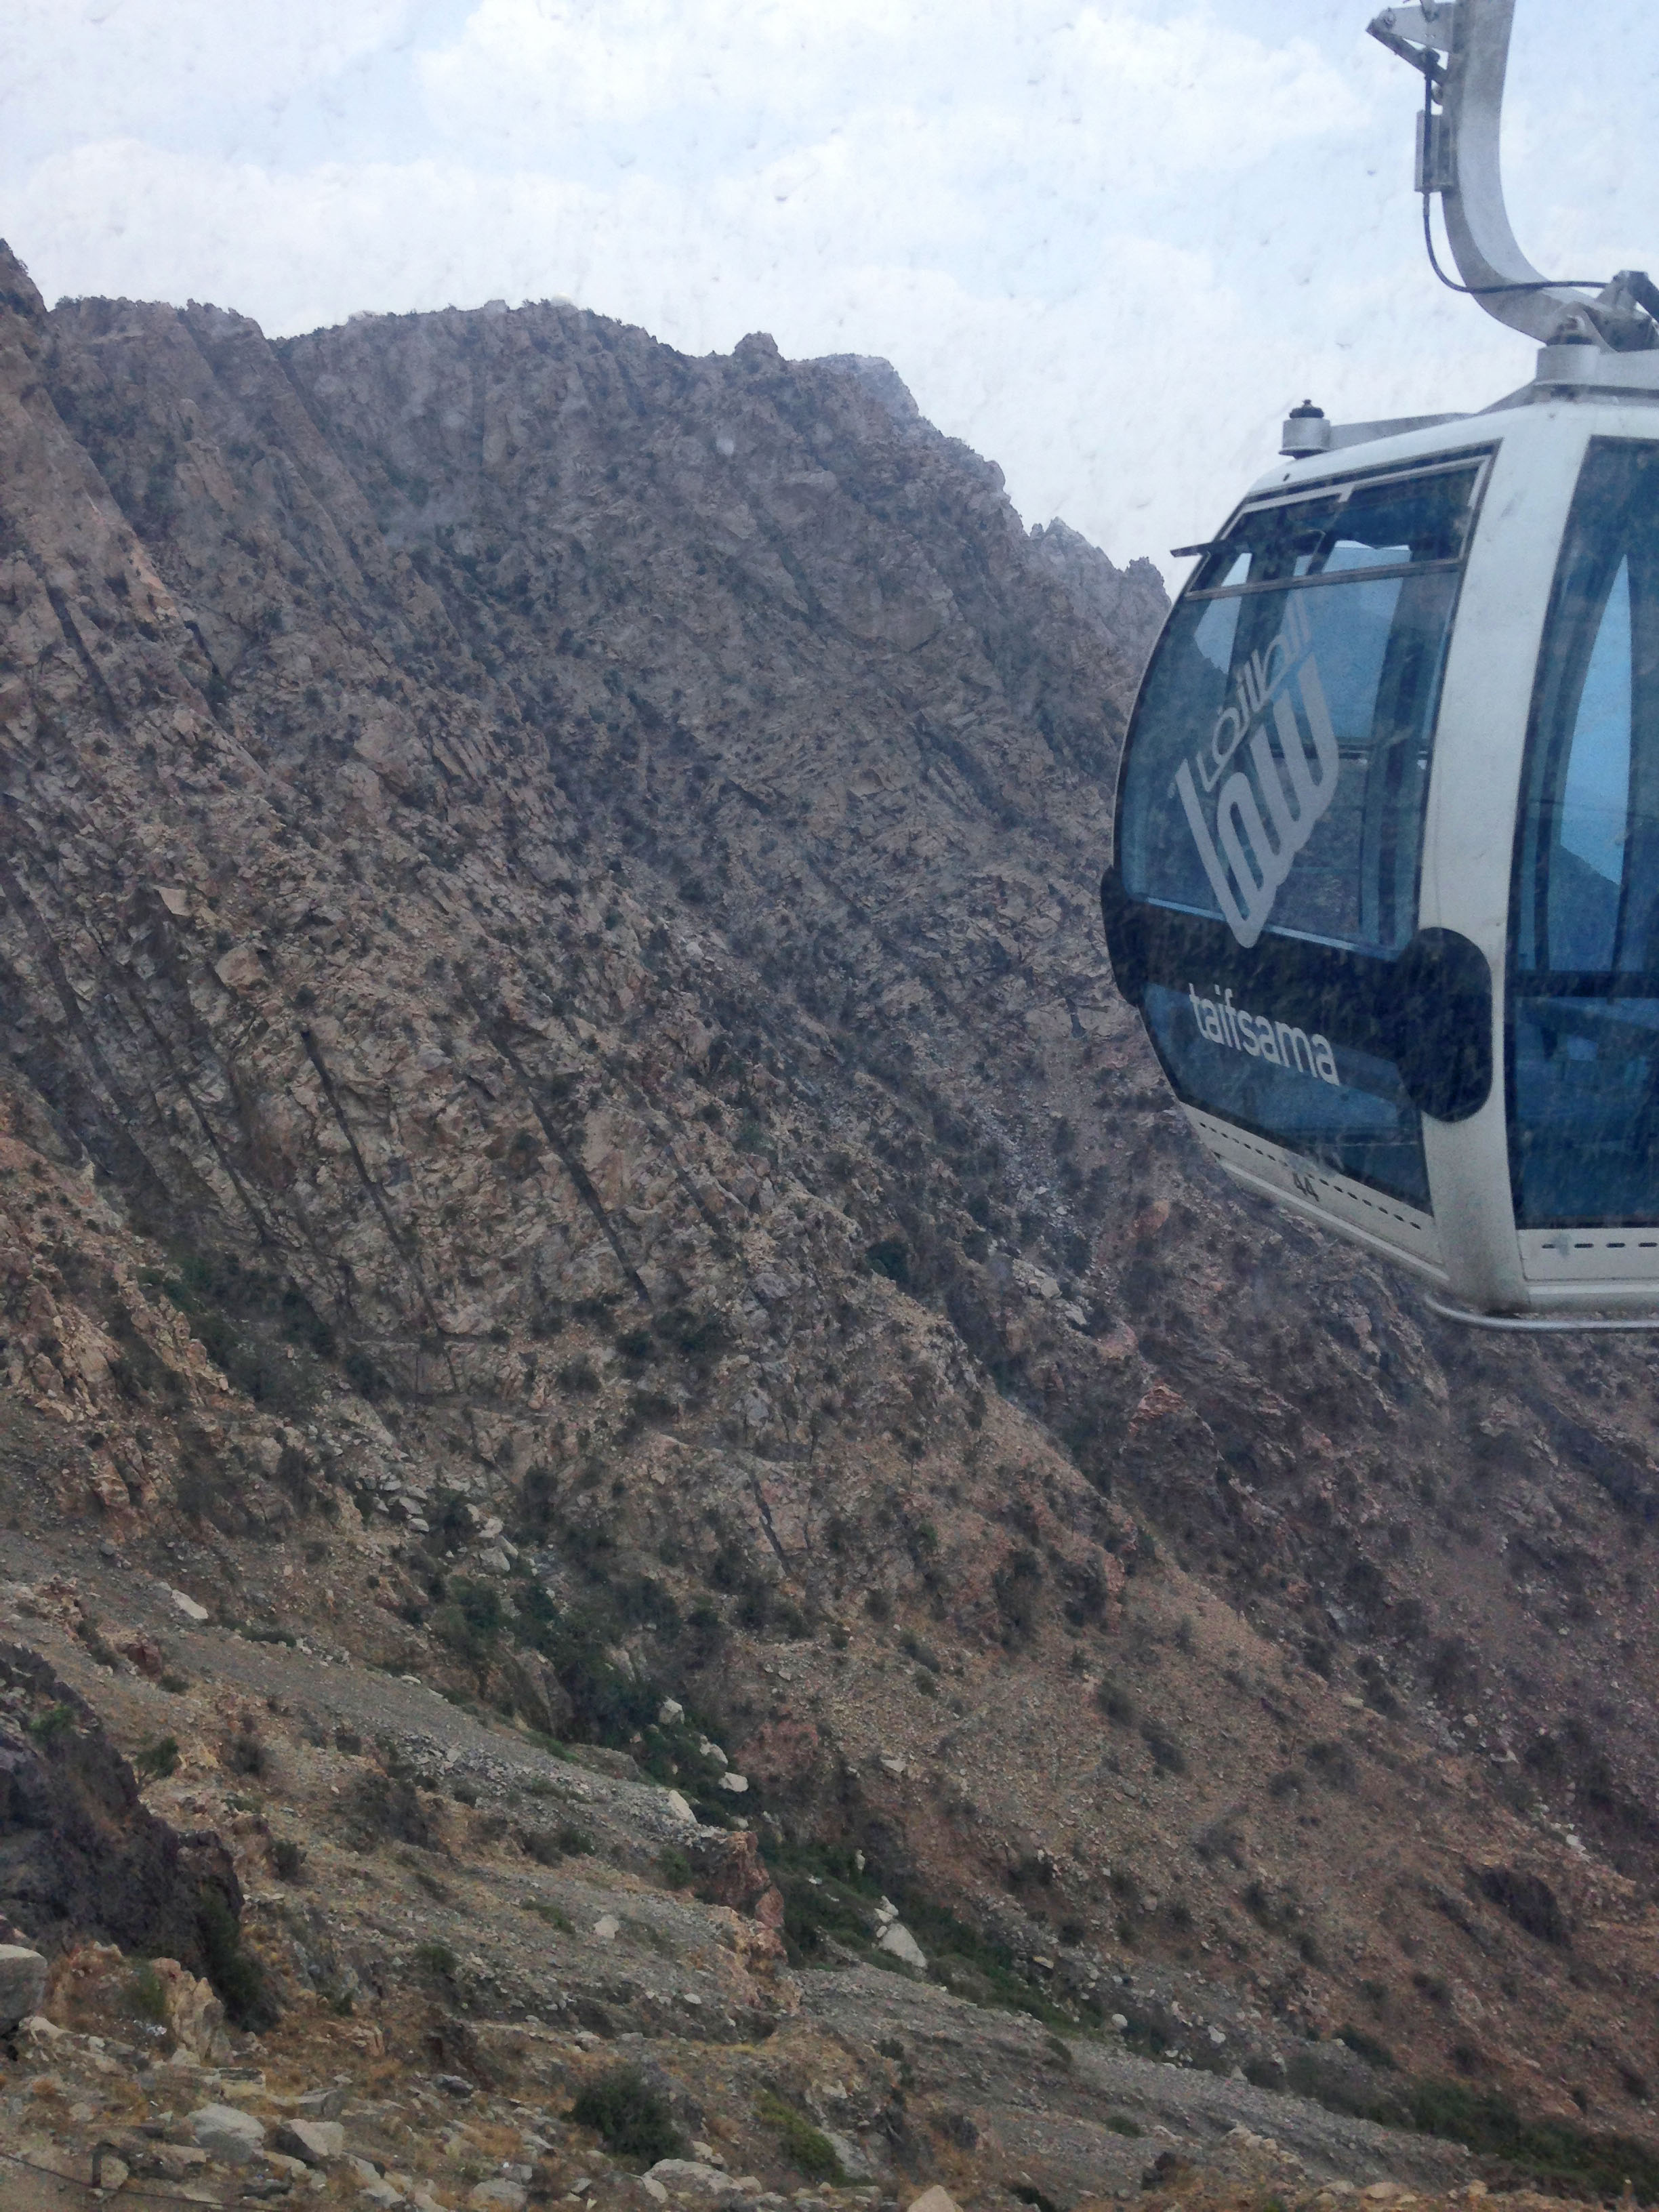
[7,1,1657,578]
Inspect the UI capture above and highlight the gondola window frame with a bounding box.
[1509,434,1659,1230]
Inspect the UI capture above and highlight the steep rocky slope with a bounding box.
[3,229,1659,2190]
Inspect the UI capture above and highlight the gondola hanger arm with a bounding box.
[1368,0,1658,349]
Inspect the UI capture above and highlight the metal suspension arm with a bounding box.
[1368,1,1638,345]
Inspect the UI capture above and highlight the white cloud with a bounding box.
[417,0,1364,194]
[7,0,418,153]
[6,0,1659,583]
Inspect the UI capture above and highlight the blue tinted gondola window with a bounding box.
[1560,563,1632,869]
[1512,442,1659,1226]
[1121,462,1479,953]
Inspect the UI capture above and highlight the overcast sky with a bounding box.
[7,1,1657,579]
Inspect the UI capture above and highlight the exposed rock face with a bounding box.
[272,2117,346,2165]
[43,1940,231,2062]
[0,1643,239,1967]
[3,230,1659,2132]
[189,2102,266,2165]
[815,353,927,432]
[0,1940,46,2028]
[687,1828,786,1929]
[1029,516,1170,675]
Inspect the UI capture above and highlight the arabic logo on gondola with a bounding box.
[1173,594,1338,947]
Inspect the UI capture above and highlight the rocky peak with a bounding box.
[1029,514,1170,672]
[815,352,925,431]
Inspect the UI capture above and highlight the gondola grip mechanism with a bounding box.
[1371,4,1456,53]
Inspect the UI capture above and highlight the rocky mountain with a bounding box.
[3,230,1659,2209]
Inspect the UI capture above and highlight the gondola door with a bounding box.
[1507,433,1659,1303]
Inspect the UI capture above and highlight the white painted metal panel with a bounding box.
[1182,1105,1446,1280]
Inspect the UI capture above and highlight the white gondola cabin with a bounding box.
[1101,1,1659,1322]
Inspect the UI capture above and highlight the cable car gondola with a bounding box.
[1101,0,1659,1326]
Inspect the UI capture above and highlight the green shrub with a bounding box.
[757,2093,844,2182]
[432,1576,506,1664]
[1405,2080,1659,2200]
[523,1820,595,1865]
[341,1769,439,1851]
[343,1348,384,1400]
[412,1940,458,1984]
[135,1735,180,1780]
[520,1898,575,1933]
[770,1839,882,1965]
[1305,1738,1358,1791]
[1336,2023,1398,2070]
[78,1615,123,1671]
[994,1547,1043,1639]
[128,1962,167,2024]
[1094,1677,1135,1725]
[898,1890,1076,2033]
[516,1599,663,1746]
[27,1703,77,1744]
[653,1305,728,1368]
[657,1845,693,1890]
[223,1729,268,1779]
[196,1885,276,2029]
[570,2065,685,2165]
[1140,1721,1187,1775]
[687,1598,725,1657]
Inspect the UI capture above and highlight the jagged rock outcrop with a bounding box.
[1029,515,1170,674]
[0,1942,45,2029]
[0,1643,239,1966]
